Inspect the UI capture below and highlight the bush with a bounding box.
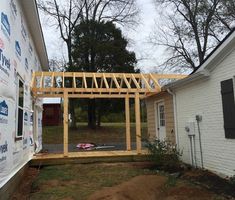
[144,139,182,172]
[229,175,235,186]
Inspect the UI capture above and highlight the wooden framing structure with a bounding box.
[31,72,186,156]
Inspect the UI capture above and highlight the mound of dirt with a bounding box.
[88,175,166,200]
[87,175,217,200]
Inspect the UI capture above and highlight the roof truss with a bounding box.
[31,72,187,98]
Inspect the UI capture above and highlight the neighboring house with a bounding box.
[164,29,235,178]
[0,0,48,194]
[43,98,62,126]
[146,91,175,144]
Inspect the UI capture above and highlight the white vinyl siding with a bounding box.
[175,48,235,177]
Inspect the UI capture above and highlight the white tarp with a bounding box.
[0,0,43,188]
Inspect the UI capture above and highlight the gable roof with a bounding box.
[165,29,235,89]
[19,0,49,71]
[194,28,235,73]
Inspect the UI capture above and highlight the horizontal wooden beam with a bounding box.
[34,71,187,79]
[35,93,146,99]
[32,88,152,93]
[31,71,187,98]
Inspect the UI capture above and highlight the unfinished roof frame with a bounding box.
[31,72,186,157]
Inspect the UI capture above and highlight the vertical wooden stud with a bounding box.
[62,72,65,88]
[135,92,141,154]
[63,91,69,157]
[40,72,44,88]
[125,96,131,151]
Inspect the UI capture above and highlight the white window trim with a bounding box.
[16,75,24,138]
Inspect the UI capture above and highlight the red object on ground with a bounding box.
[77,143,96,150]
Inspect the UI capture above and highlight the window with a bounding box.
[16,78,24,138]
[221,79,235,139]
[159,104,165,126]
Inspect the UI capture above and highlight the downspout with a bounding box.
[167,89,179,148]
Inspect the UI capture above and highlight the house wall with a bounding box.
[146,92,175,143]
[175,48,235,177]
[0,0,43,188]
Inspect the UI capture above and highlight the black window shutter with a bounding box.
[221,79,235,139]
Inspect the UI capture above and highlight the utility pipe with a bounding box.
[189,135,195,167]
[196,115,204,168]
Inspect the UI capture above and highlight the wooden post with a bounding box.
[125,96,131,151]
[135,92,141,154]
[63,91,69,157]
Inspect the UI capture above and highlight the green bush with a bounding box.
[229,175,235,186]
[144,139,182,172]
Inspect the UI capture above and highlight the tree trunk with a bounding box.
[66,38,73,69]
[88,99,96,129]
[66,38,77,129]
[69,99,77,129]
[97,105,101,127]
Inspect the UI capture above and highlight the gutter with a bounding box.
[164,69,210,90]
[167,88,179,148]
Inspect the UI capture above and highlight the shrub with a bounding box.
[229,175,235,186]
[144,139,182,172]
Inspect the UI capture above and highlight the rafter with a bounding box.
[31,72,187,98]
[93,73,98,89]
[112,73,120,90]
[103,73,109,89]
[131,74,140,89]
[123,74,131,89]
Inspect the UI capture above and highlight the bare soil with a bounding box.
[10,162,234,200]
[88,175,219,200]
[182,169,235,198]
[11,167,39,200]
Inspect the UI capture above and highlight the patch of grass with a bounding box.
[42,123,148,144]
[30,163,155,200]
[165,175,178,188]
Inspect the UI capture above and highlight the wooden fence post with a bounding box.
[135,93,141,154]
[125,96,131,151]
[63,91,69,157]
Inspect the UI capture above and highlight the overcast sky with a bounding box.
[39,0,165,73]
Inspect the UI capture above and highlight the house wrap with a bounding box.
[0,0,48,188]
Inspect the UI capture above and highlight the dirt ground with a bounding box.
[11,167,39,200]
[11,162,234,200]
[88,175,217,200]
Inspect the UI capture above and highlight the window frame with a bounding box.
[16,75,24,139]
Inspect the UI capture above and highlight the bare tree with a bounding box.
[49,57,67,72]
[80,0,139,26]
[38,0,139,68]
[38,0,84,67]
[38,0,139,128]
[151,0,235,72]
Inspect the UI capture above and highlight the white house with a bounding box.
[0,0,48,193]
[166,29,235,178]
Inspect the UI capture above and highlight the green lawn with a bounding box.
[30,163,155,200]
[42,122,148,144]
